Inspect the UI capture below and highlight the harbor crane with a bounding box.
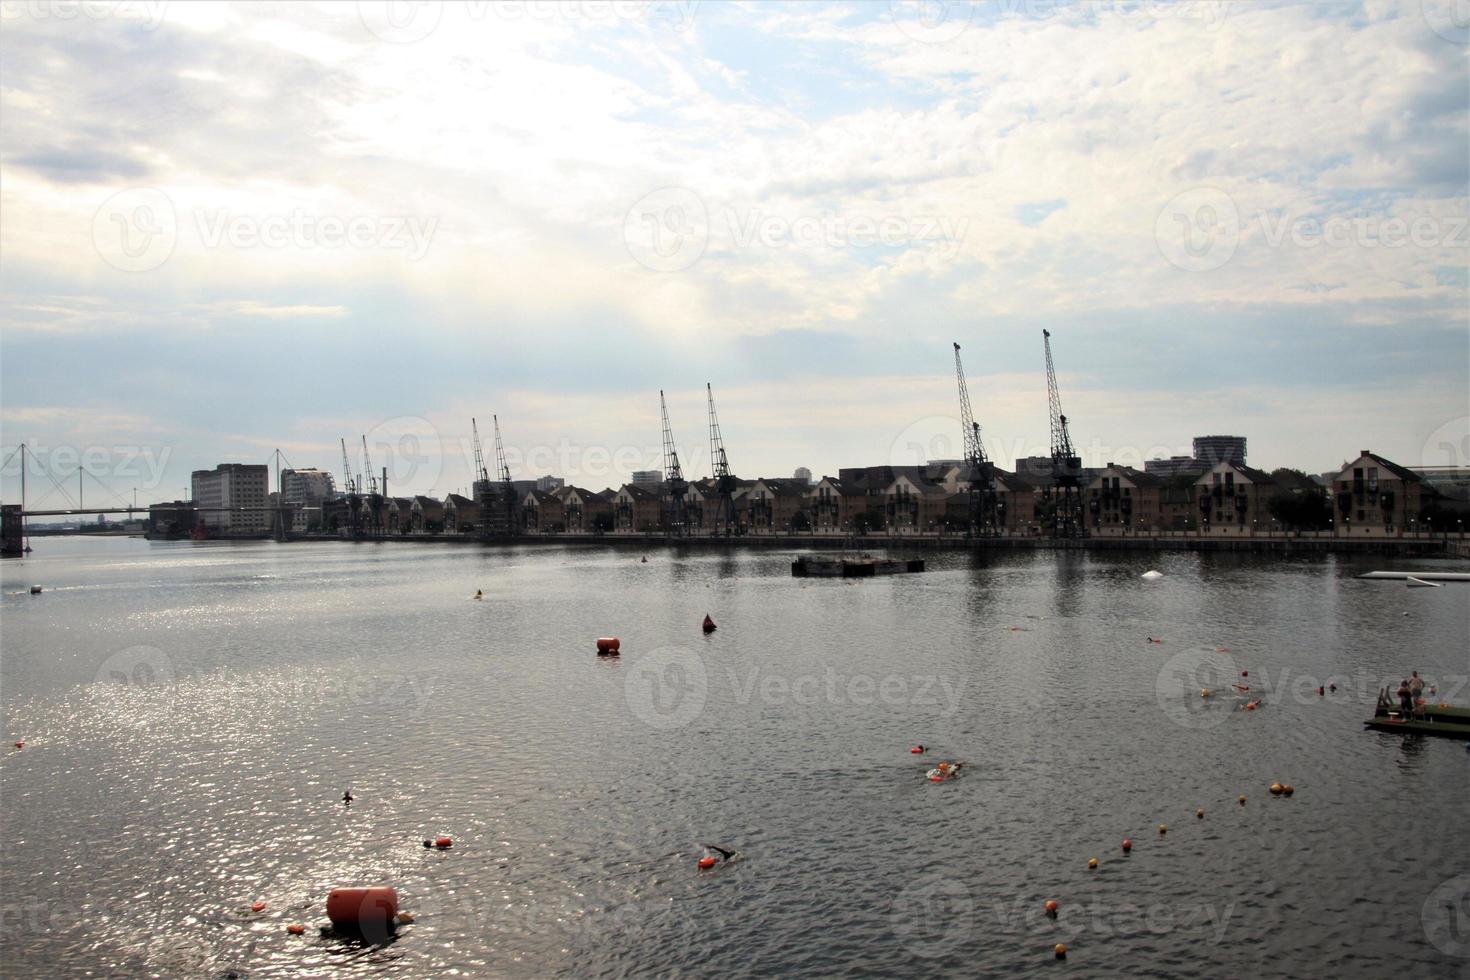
[361,435,384,536]
[707,383,737,535]
[340,437,362,537]
[482,414,518,537]
[1042,329,1085,537]
[660,390,688,535]
[953,342,1000,536]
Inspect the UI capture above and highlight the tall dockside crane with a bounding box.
[486,414,518,537]
[361,435,384,536]
[953,342,999,536]
[470,417,491,535]
[340,438,362,537]
[1042,329,1084,538]
[660,390,688,535]
[706,383,737,535]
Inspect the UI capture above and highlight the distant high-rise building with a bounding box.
[631,469,662,489]
[1193,435,1246,466]
[536,475,565,492]
[280,468,335,506]
[191,463,269,535]
[794,467,813,484]
[1144,456,1209,478]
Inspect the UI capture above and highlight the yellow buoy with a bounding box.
[1196,809,1204,819]
[1158,823,1167,834]
[1054,943,1068,959]
[1238,794,1246,805]
[1088,857,1098,869]
[1270,782,1284,795]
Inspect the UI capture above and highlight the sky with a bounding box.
[1,0,1467,508]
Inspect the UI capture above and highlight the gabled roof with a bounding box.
[445,493,475,507]
[618,483,657,501]
[1095,465,1162,488]
[1363,452,1422,484]
[812,476,863,495]
[754,478,808,498]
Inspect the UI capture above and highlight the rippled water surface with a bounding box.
[2,537,1468,978]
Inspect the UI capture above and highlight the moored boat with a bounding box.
[792,555,925,578]
[1363,715,1470,739]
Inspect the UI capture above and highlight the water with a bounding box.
[2,537,1468,978]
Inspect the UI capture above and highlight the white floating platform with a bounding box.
[1358,571,1470,582]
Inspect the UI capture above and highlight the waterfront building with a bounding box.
[1193,435,1247,466]
[387,496,414,535]
[280,468,335,506]
[411,495,444,533]
[807,477,865,532]
[444,493,479,533]
[614,483,661,532]
[1086,466,1163,532]
[555,486,611,532]
[1194,461,1276,531]
[747,479,808,531]
[883,472,950,531]
[190,463,268,535]
[522,489,565,532]
[146,500,196,538]
[1328,451,1433,535]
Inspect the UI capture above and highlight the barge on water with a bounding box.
[791,555,926,578]
[1364,702,1470,740]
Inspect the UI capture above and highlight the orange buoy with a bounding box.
[286,924,305,935]
[910,745,924,754]
[1200,689,1211,698]
[251,901,266,912]
[1121,838,1132,853]
[697,856,716,870]
[1054,943,1068,959]
[1158,824,1167,835]
[702,615,716,633]
[1282,784,1294,797]
[326,887,399,932]
[1238,794,1247,805]
[1087,857,1098,869]
[1196,809,1204,819]
[595,637,620,655]
[1270,782,1283,795]
[1044,900,1059,916]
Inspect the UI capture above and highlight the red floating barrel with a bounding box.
[595,637,620,655]
[326,887,399,932]
[434,836,453,849]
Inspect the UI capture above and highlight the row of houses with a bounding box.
[337,449,1463,537]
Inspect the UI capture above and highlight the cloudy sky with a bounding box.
[1,0,1466,505]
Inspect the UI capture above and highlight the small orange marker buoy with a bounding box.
[251,901,266,913]
[1158,823,1167,835]
[1200,689,1211,698]
[1270,782,1283,796]
[287,924,305,935]
[910,745,924,754]
[1282,784,1294,797]
[1196,809,1204,819]
[697,856,716,870]
[1238,794,1247,805]
[595,637,620,655]
[1044,900,1059,917]
[435,837,452,849]
[1054,943,1068,959]
[1121,838,1132,853]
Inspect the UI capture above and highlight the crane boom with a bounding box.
[360,436,378,495]
[953,342,998,536]
[492,415,511,485]
[953,343,988,467]
[706,383,736,534]
[471,417,488,483]
[660,391,684,484]
[660,390,688,536]
[1042,329,1075,462]
[340,438,355,495]
[1041,329,1083,537]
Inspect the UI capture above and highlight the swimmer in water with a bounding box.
[926,761,963,780]
[343,786,353,804]
[700,844,736,865]
[475,589,483,600]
